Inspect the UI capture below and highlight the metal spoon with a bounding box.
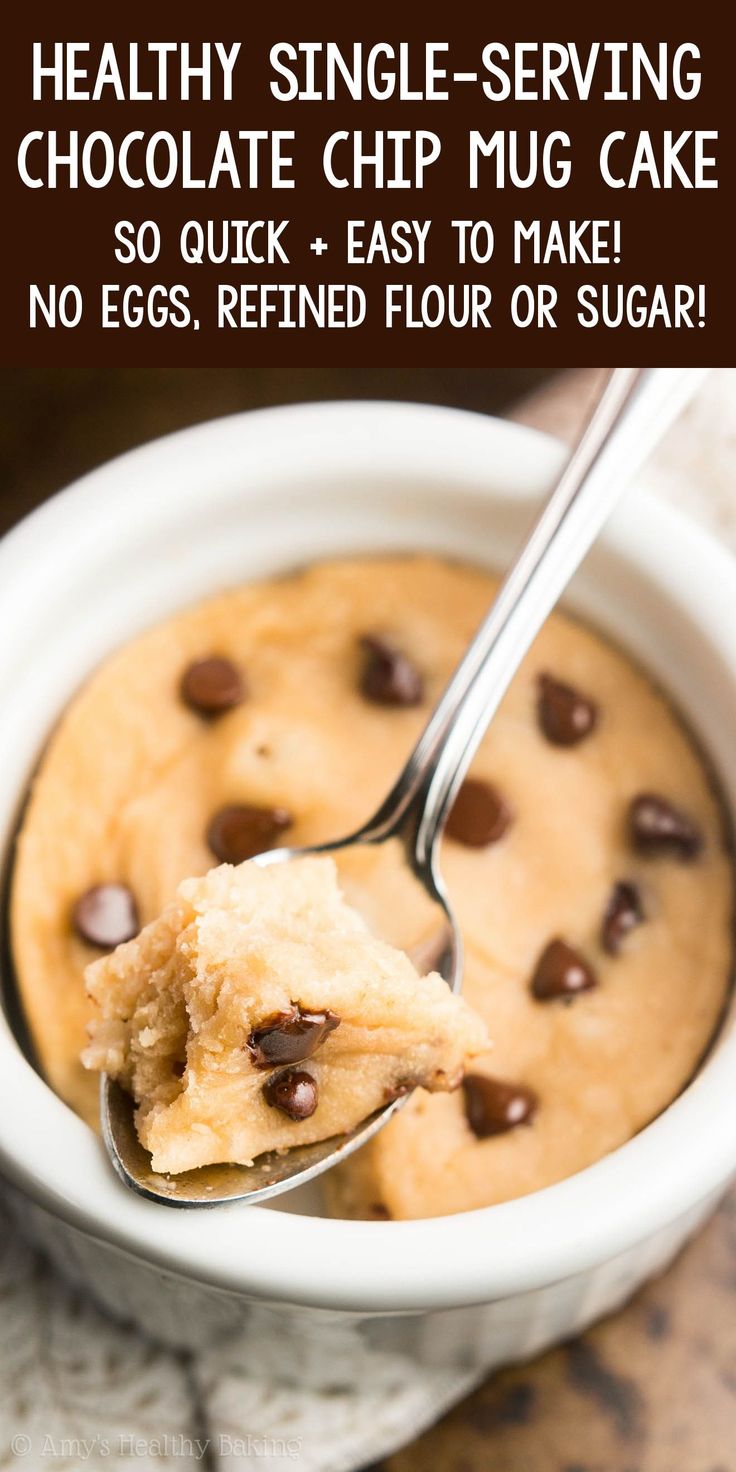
[102,366,706,1206]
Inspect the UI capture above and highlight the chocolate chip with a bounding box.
[446,778,513,847]
[180,656,245,716]
[531,939,597,1001]
[262,1068,318,1121]
[72,884,139,949]
[602,881,645,955]
[247,1007,340,1069]
[206,804,292,864]
[628,794,702,860]
[462,1074,538,1138]
[537,674,598,747]
[358,635,424,707]
[370,1202,392,1220]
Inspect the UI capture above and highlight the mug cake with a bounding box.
[11,555,733,1217]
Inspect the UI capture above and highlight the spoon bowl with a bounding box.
[101,1075,408,1208]
[102,826,460,1206]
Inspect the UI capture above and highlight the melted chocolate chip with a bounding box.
[463,1074,538,1138]
[262,1068,318,1121]
[72,884,139,949]
[370,1202,392,1220]
[602,881,645,955]
[531,939,597,1001]
[446,778,513,847]
[206,804,292,864]
[537,674,598,747]
[358,635,424,707]
[180,656,245,716]
[629,794,702,860]
[247,1007,341,1069]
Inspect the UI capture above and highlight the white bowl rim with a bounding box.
[0,398,735,1314]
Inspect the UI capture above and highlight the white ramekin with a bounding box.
[0,402,734,1376]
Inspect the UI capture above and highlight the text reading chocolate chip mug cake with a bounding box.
[11,556,734,1218]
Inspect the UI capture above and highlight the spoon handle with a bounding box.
[371,367,707,862]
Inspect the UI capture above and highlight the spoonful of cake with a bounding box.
[89,367,706,1206]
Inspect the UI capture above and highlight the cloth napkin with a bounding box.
[2,369,735,1472]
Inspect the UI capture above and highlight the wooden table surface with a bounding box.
[1,367,733,1471]
[379,1196,736,1472]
